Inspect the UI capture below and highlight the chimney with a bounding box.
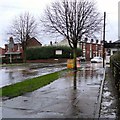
[84,37,88,43]
[9,37,14,44]
[91,39,94,43]
[109,41,112,43]
[50,41,52,46]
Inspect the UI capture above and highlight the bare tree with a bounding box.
[8,12,38,62]
[41,0,102,70]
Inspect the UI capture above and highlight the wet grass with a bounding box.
[0,69,67,98]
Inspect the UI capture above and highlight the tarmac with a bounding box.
[1,63,119,119]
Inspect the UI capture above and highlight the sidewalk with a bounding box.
[2,63,104,118]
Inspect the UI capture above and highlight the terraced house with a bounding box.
[55,38,103,61]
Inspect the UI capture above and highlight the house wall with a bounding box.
[5,43,22,53]
[4,38,21,60]
[80,42,103,61]
[27,37,42,47]
[0,47,5,55]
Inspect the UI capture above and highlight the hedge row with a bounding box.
[110,51,120,62]
[110,51,120,69]
[26,46,82,60]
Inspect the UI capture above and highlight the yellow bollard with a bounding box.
[67,59,74,68]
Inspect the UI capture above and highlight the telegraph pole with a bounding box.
[103,12,106,68]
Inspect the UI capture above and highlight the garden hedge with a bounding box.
[110,51,120,67]
[26,46,82,60]
[110,51,120,62]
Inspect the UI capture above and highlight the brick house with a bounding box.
[4,37,23,63]
[79,40,103,61]
[0,47,5,58]
[4,36,42,63]
[27,37,42,47]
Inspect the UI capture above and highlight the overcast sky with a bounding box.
[0,0,119,48]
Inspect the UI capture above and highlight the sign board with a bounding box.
[55,50,62,55]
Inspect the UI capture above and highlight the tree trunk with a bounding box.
[73,48,77,71]
[24,47,26,63]
[22,41,27,63]
[73,70,77,89]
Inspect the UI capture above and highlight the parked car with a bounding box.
[91,57,103,63]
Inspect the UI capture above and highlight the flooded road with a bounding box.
[1,62,118,118]
[0,63,66,88]
[0,62,101,88]
[2,62,104,118]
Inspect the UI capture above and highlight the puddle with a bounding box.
[0,64,66,88]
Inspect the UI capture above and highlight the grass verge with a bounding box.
[0,69,66,98]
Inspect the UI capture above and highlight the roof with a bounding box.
[27,37,42,47]
[113,40,120,43]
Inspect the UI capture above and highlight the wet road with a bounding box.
[0,63,66,88]
[2,62,105,118]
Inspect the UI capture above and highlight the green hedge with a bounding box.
[110,51,120,62]
[26,46,82,60]
[110,51,120,69]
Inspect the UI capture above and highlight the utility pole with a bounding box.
[103,12,106,68]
